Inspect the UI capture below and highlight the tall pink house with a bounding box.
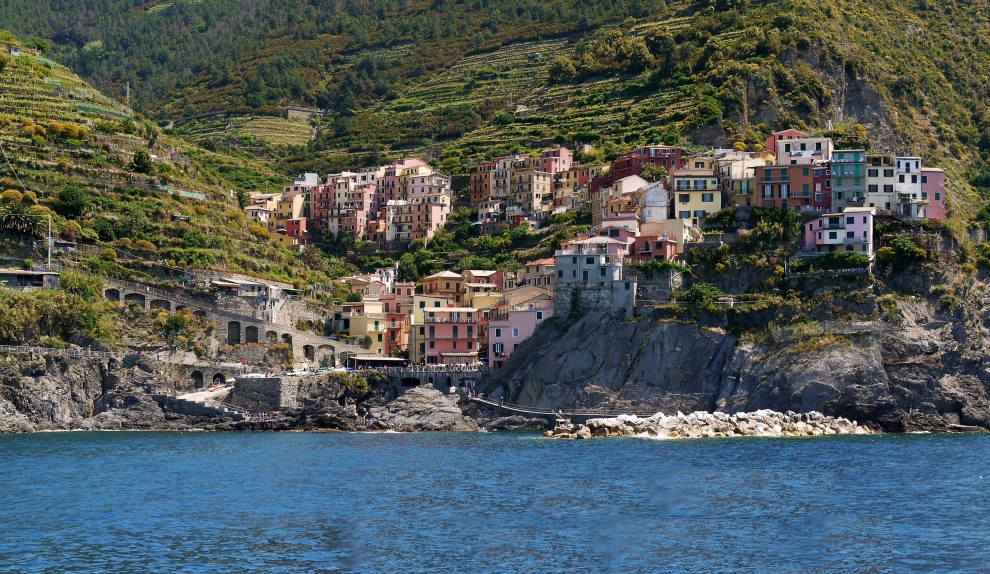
[535,147,573,175]
[424,307,480,364]
[804,206,875,256]
[488,298,554,369]
[921,167,946,220]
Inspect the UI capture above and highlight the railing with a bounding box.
[425,317,477,323]
[0,345,123,358]
[377,365,488,373]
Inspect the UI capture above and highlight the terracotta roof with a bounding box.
[423,270,463,280]
[525,258,555,267]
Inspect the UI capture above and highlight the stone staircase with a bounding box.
[172,396,246,420]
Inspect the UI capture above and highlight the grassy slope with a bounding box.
[0,33,333,285]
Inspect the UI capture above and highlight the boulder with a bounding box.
[370,386,478,432]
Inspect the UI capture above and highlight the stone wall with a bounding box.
[228,377,298,412]
[554,280,637,317]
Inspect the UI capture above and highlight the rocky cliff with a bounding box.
[481,292,990,433]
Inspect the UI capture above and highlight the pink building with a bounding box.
[922,167,946,220]
[535,147,573,175]
[488,298,554,369]
[424,307,480,364]
[284,218,308,243]
[804,207,875,256]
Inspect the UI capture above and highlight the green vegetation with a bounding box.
[820,251,870,270]
[628,260,689,279]
[679,282,722,304]
[0,270,117,344]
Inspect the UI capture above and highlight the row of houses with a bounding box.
[245,158,453,248]
[329,267,554,368]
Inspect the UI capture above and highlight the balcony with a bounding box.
[425,317,477,323]
[761,175,789,183]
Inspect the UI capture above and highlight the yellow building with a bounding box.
[409,294,455,363]
[670,168,721,226]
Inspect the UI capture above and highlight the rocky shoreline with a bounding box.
[544,410,874,440]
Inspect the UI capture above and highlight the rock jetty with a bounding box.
[543,410,874,440]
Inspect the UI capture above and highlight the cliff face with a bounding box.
[0,355,171,432]
[483,297,990,433]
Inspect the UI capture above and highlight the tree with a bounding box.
[56,185,87,218]
[397,254,419,282]
[680,282,722,303]
[132,150,153,174]
[0,201,45,236]
[639,163,668,182]
[547,56,577,83]
[300,245,326,270]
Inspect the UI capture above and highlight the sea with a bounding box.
[0,431,988,573]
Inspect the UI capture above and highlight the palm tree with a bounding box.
[0,202,47,237]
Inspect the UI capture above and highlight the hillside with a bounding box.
[0,33,344,286]
[3,0,990,218]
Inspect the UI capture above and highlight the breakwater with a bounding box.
[544,410,874,439]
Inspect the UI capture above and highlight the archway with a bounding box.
[304,345,315,361]
[266,330,278,343]
[446,376,452,387]
[213,373,226,386]
[428,376,434,387]
[227,321,241,345]
[281,333,293,346]
[176,305,189,313]
[191,370,204,388]
[104,288,120,301]
[150,299,171,311]
[245,326,259,344]
[401,377,420,387]
[194,310,207,318]
[123,293,146,308]
[317,345,334,366]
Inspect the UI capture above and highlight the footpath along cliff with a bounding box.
[478,273,990,433]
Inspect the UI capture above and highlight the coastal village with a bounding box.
[179,127,946,370]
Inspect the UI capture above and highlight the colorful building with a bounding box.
[803,207,875,257]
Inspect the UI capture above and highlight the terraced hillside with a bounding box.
[0,35,345,287]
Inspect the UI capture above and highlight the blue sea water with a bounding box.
[1,431,989,573]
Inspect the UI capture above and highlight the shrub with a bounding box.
[21,258,32,270]
[679,282,722,303]
[133,239,157,251]
[820,251,870,269]
[100,248,117,261]
[628,260,689,279]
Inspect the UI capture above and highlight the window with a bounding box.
[557,270,563,278]
[494,328,502,338]
[679,193,690,204]
[418,301,425,308]
[829,231,837,239]
[467,342,473,350]
[434,301,441,307]
[702,193,713,202]
[572,257,577,264]
[884,184,893,193]
[586,257,594,264]
[419,327,425,335]
[868,185,878,193]
[935,193,941,201]
[911,175,918,184]
[803,168,810,177]
[600,267,606,277]
[452,326,458,338]
[802,183,810,195]
[694,210,706,217]
[429,326,435,338]
[922,175,928,184]
[536,311,543,320]
[582,270,588,281]
[429,341,435,349]
[679,211,690,218]
[512,328,519,337]
[868,169,878,177]
[898,175,905,183]
[377,334,383,342]
[846,216,854,224]
[846,231,855,238]
[625,282,631,290]
[862,216,867,224]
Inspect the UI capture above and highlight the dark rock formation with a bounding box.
[369,386,477,431]
[483,296,990,433]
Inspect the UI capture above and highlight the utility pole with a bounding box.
[126,82,130,107]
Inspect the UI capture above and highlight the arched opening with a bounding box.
[191,370,204,388]
[227,321,241,345]
[304,345,315,361]
[150,299,171,311]
[281,333,293,346]
[123,293,146,308]
[245,326,259,344]
[317,345,334,366]
[194,310,207,318]
[176,305,189,313]
[212,373,225,387]
[104,288,120,301]
[446,376,452,387]
[428,376,434,387]
[266,330,278,343]
[401,377,420,387]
